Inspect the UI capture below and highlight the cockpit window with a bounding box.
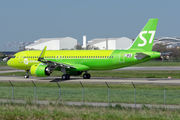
[11,56,16,58]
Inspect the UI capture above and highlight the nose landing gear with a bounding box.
[24,70,29,78]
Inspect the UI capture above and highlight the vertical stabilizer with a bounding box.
[128,19,158,51]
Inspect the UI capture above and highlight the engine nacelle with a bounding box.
[30,64,52,77]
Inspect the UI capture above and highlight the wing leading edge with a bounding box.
[38,46,89,71]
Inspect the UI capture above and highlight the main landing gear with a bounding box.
[83,73,91,79]
[62,74,70,80]
[24,70,29,78]
[61,68,91,80]
[61,67,70,80]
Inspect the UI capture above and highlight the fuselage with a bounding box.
[7,49,161,71]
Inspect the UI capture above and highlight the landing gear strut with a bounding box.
[61,67,70,80]
[24,70,29,78]
[62,74,70,80]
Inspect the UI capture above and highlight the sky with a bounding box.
[0,0,180,51]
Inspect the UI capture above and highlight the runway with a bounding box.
[0,76,180,85]
[1,66,180,85]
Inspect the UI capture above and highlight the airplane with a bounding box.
[7,18,161,80]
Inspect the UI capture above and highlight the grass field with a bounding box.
[1,61,180,119]
[0,82,180,105]
[0,103,179,119]
[0,61,7,66]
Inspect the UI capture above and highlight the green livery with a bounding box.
[7,18,161,79]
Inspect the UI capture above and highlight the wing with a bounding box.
[38,46,89,71]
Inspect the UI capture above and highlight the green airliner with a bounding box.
[7,18,160,80]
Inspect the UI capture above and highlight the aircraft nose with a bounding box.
[7,59,11,67]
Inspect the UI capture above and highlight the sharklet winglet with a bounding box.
[38,46,47,61]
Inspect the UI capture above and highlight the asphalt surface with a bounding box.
[0,76,180,85]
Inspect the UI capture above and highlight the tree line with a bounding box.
[152,43,180,61]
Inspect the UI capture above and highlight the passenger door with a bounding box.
[119,52,125,63]
[18,53,25,63]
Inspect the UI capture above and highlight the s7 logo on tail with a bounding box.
[138,31,156,47]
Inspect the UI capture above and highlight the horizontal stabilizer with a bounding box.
[134,53,150,60]
[161,52,172,55]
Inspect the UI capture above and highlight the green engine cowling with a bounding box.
[30,64,52,77]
